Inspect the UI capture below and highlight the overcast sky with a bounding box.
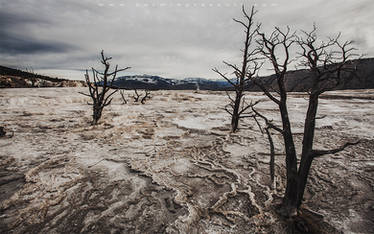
[0,0,373,80]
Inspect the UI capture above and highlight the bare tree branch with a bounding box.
[132,88,142,102]
[141,90,151,104]
[312,141,360,158]
[212,68,237,87]
[251,106,283,134]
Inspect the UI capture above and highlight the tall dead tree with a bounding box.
[255,26,300,216]
[254,24,360,216]
[213,6,262,132]
[79,50,130,125]
[294,25,360,209]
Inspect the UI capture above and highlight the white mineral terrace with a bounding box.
[0,88,373,233]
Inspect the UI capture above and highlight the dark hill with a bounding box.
[247,58,374,92]
[110,58,374,91]
[1,57,373,90]
[0,65,85,88]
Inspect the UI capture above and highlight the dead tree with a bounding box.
[132,89,142,102]
[25,66,37,87]
[254,25,360,216]
[132,89,151,104]
[212,6,262,132]
[255,26,300,216]
[294,25,360,209]
[79,50,130,125]
[120,90,128,104]
[140,89,151,104]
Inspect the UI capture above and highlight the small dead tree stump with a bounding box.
[0,126,6,137]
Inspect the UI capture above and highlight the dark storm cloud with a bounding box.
[0,12,39,28]
[0,10,74,54]
[0,33,74,54]
[0,0,373,79]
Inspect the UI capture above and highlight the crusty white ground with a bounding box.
[0,88,373,233]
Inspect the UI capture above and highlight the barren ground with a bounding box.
[0,88,373,233]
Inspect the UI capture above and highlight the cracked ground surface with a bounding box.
[0,88,373,233]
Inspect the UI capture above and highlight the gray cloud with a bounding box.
[0,11,66,54]
[0,0,373,80]
[0,33,75,55]
[0,11,45,28]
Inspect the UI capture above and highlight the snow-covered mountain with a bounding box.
[112,75,231,90]
[105,57,374,91]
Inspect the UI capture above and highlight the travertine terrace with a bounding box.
[0,88,373,233]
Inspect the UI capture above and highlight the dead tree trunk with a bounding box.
[251,107,278,184]
[265,127,275,183]
[255,26,300,215]
[79,50,130,125]
[231,94,240,131]
[296,92,319,207]
[255,24,360,216]
[294,26,360,207]
[0,126,6,137]
[213,6,261,132]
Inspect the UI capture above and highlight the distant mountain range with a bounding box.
[1,57,373,90]
[110,58,374,91]
[110,75,231,90]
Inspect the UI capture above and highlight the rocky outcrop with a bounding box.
[0,75,86,88]
[0,65,86,88]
